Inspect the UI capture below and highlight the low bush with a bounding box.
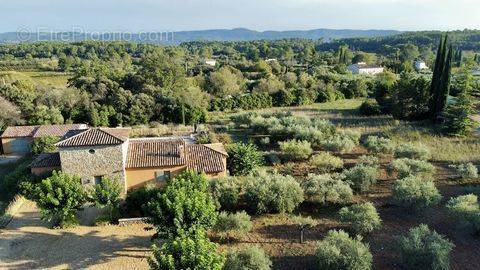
[342,164,378,193]
[213,211,252,238]
[394,143,431,161]
[358,155,379,168]
[224,246,272,270]
[450,163,478,180]
[446,194,480,234]
[279,139,313,161]
[125,184,161,216]
[398,224,454,270]
[227,142,264,176]
[89,177,122,223]
[392,175,442,209]
[363,136,394,154]
[323,134,357,154]
[339,130,361,145]
[387,158,435,179]
[338,202,382,235]
[309,152,344,173]
[149,229,225,270]
[316,230,372,270]
[359,100,381,116]
[208,177,242,211]
[301,174,353,205]
[244,171,304,214]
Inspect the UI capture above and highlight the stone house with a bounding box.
[30,127,228,193]
[0,124,87,155]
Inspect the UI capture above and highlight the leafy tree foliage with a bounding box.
[31,135,59,154]
[244,170,304,214]
[33,171,86,228]
[315,230,372,270]
[89,177,122,222]
[146,170,217,238]
[226,142,264,176]
[224,246,272,270]
[149,229,225,270]
[398,224,454,270]
[338,202,382,235]
[392,175,442,209]
[301,173,353,205]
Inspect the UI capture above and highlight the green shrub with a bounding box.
[398,224,454,270]
[213,211,252,238]
[31,135,59,154]
[450,163,478,180]
[359,100,381,116]
[315,230,372,270]
[394,143,431,160]
[387,158,435,179]
[323,134,357,154]
[34,171,87,228]
[209,177,242,211]
[125,184,160,217]
[89,177,122,223]
[244,171,304,214]
[149,229,225,270]
[338,202,382,235]
[227,142,264,176]
[224,246,272,270]
[339,130,361,145]
[392,175,442,209]
[146,170,217,238]
[279,139,313,161]
[358,155,379,168]
[309,152,344,173]
[363,136,394,154]
[446,194,480,234]
[342,164,378,193]
[301,174,353,205]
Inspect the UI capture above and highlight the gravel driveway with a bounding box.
[0,200,152,270]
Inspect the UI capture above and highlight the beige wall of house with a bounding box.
[125,165,186,190]
[2,137,33,155]
[59,143,127,192]
[125,163,227,190]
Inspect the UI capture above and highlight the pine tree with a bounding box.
[442,90,476,136]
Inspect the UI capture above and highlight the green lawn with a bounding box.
[0,70,70,88]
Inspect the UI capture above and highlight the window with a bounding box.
[89,149,96,154]
[94,176,103,185]
[155,170,171,182]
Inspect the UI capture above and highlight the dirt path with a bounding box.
[0,201,152,270]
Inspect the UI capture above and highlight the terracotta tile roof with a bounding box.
[1,125,38,138]
[126,139,186,168]
[1,124,87,138]
[187,144,227,173]
[30,152,61,168]
[56,128,129,147]
[32,124,87,138]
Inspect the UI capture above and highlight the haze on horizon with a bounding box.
[1,0,479,33]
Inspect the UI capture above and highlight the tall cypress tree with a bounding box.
[430,35,452,121]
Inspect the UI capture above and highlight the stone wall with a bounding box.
[59,143,127,193]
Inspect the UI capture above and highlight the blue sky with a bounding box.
[1,0,479,32]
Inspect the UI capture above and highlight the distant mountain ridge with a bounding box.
[0,28,401,44]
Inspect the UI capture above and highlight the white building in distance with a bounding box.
[414,60,429,70]
[204,59,217,66]
[347,62,384,75]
